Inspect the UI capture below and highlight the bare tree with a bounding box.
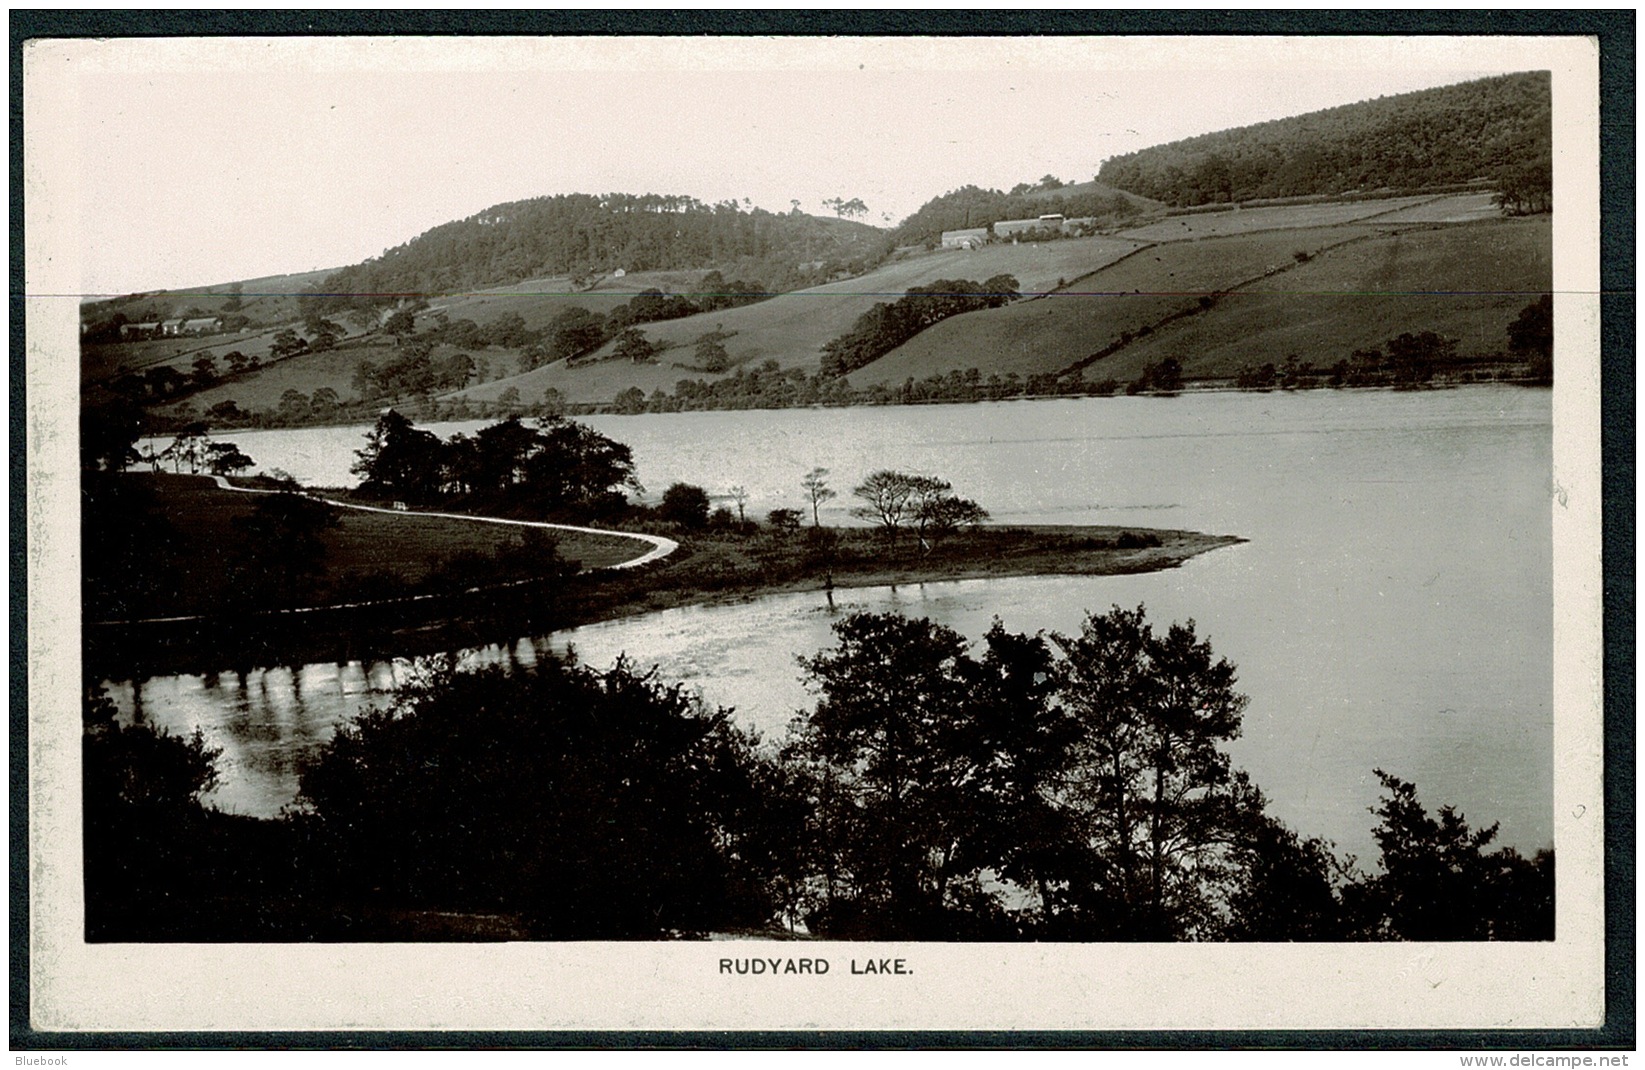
[801,467,837,527]
[728,485,749,525]
[850,470,917,541]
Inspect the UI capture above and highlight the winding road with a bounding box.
[209,475,678,569]
[91,475,677,626]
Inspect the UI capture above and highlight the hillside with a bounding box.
[849,208,1549,390]
[447,235,1146,407]
[1101,216,1551,381]
[1097,72,1550,206]
[303,194,888,324]
[81,267,337,340]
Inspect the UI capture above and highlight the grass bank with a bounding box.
[84,473,1240,677]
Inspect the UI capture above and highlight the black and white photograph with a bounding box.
[22,29,1609,1035]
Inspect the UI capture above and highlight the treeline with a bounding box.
[890,180,1147,248]
[1098,72,1551,207]
[85,605,1553,941]
[350,410,639,518]
[301,193,887,322]
[819,276,1023,377]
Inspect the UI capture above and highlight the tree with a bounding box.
[80,400,143,472]
[540,387,567,417]
[790,613,987,937]
[1385,331,1454,386]
[191,354,219,387]
[767,507,802,533]
[498,386,523,410]
[161,422,212,474]
[614,328,654,365]
[206,441,255,476]
[304,316,343,351]
[1147,357,1184,394]
[916,493,989,545]
[383,309,417,340]
[352,410,444,499]
[728,485,750,524]
[310,387,341,417]
[823,196,869,220]
[695,336,730,373]
[1508,294,1553,384]
[801,467,837,527]
[1048,605,1251,939]
[271,329,309,359]
[278,389,311,423]
[545,306,607,362]
[850,470,928,542]
[299,656,786,937]
[613,386,647,414]
[1493,158,1552,216]
[1341,771,1553,940]
[83,685,222,940]
[658,483,711,529]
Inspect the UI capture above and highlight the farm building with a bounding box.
[119,322,162,340]
[940,228,988,249]
[993,217,1059,239]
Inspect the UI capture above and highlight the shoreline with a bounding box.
[562,526,1244,631]
[140,376,1545,436]
[86,524,1243,680]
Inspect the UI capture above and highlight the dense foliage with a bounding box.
[351,410,640,517]
[299,656,790,937]
[84,606,1554,941]
[302,193,887,321]
[1098,72,1550,206]
[819,276,1022,377]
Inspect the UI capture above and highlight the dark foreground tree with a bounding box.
[299,656,792,938]
[1342,771,1554,940]
[1048,606,1253,939]
[83,685,222,939]
[787,613,1012,938]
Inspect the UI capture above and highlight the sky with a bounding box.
[44,36,1521,296]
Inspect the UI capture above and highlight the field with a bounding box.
[849,215,1550,389]
[80,266,338,337]
[1103,216,1552,380]
[450,235,1145,406]
[850,225,1378,388]
[1114,194,1459,243]
[94,474,652,620]
[415,268,716,333]
[1361,192,1503,225]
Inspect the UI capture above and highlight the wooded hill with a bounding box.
[1097,72,1551,207]
[302,194,888,322]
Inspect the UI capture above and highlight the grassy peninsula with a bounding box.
[83,470,1238,678]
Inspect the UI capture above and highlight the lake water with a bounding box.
[112,388,1553,860]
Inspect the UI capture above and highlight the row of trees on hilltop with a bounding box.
[85,604,1553,941]
[301,193,888,323]
[1097,72,1551,207]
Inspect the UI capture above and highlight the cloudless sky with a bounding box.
[51,37,1515,296]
